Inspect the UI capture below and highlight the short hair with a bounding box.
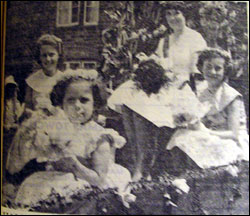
[50,76,103,111]
[196,48,232,78]
[161,1,187,15]
[34,34,64,71]
[133,60,170,95]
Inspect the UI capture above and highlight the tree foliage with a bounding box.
[101,1,248,89]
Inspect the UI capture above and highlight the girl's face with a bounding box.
[63,81,94,125]
[165,9,186,31]
[202,57,225,88]
[40,45,59,76]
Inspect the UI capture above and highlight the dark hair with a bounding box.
[162,1,187,15]
[50,76,103,111]
[5,84,18,100]
[133,60,170,95]
[196,49,232,79]
[34,35,64,71]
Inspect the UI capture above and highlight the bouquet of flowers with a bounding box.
[168,86,211,129]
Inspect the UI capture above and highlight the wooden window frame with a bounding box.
[63,60,97,70]
[82,60,97,69]
[56,1,80,27]
[83,1,100,26]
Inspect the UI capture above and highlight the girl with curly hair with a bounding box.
[5,70,135,210]
[167,48,249,169]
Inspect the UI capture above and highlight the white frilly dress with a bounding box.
[108,80,204,128]
[7,108,132,207]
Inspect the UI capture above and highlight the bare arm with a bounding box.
[92,141,111,184]
[191,120,237,141]
[48,140,112,187]
[227,97,248,136]
[48,156,102,187]
[204,97,246,141]
[208,130,236,141]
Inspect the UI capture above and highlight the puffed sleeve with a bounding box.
[100,128,127,149]
[6,111,47,174]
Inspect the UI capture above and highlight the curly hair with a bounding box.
[50,76,103,111]
[133,60,170,95]
[196,48,232,79]
[34,34,65,71]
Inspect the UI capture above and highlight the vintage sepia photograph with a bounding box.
[1,1,249,215]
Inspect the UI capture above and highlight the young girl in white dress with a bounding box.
[6,70,135,209]
[167,48,249,169]
[108,59,204,181]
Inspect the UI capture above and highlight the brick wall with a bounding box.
[4,1,112,75]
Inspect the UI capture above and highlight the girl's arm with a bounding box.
[205,97,247,141]
[191,120,237,140]
[208,130,237,141]
[49,156,102,187]
[49,140,111,187]
[227,97,248,136]
[92,141,111,184]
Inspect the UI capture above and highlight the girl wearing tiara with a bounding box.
[107,59,205,181]
[6,70,135,210]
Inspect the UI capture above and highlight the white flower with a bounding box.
[225,165,239,177]
[172,178,190,194]
[169,87,210,128]
[58,68,98,83]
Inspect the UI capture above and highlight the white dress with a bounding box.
[167,81,249,169]
[108,80,206,128]
[154,26,207,87]
[7,108,132,207]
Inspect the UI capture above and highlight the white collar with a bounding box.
[26,69,62,94]
[197,81,241,113]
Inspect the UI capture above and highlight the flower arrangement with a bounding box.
[169,87,210,129]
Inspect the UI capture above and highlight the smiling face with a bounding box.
[202,57,225,88]
[63,80,94,125]
[165,9,186,31]
[40,45,59,76]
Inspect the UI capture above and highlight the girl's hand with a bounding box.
[97,134,114,146]
[135,52,149,62]
[187,120,209,132]
[47,156,81,178]
[98,131,126,149]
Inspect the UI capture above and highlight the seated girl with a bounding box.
[5,70,135,210]
[108,59,204,181]
[167,48,249,169]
